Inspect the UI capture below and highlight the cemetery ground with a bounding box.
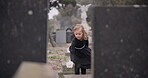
[47,43,70,73]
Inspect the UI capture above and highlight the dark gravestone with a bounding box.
[0,0,47,78]
[93,7,148,78]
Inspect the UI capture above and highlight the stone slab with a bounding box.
[64,75,92,78]
[13,61,57,78]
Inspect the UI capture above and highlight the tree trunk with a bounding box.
[48,32,57,47]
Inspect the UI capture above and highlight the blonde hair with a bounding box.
[73,24,88,40]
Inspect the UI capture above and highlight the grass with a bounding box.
[48,56,60,59]
[48,55,68,60]
[56,49,64,51]
[58,72,74,78]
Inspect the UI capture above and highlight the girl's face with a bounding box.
[74,29,83,40]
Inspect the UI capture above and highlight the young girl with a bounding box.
[69,24,91,74]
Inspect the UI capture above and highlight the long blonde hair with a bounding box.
[73,24,88,40]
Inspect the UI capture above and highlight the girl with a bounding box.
[69,24,91,74]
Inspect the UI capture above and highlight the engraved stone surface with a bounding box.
[93,6,148,78]
[0,0,47,78]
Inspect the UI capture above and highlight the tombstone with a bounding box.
[56,30,66,43]
[0,0,47,78]
[93,6,148,78]
[66,28,74,43]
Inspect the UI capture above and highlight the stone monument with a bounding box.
[77,4,91,31]
[93,6,148,78]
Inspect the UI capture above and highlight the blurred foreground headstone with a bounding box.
[0,0,47,78]
[93,6,148,78]
[13,61,57,78]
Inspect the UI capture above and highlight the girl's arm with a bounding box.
[85,40,89,47]
[69,39,76,54]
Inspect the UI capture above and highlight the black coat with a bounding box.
[69,37,91,69]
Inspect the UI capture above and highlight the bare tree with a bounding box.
[48,19,57,47]
[48,32,56,47]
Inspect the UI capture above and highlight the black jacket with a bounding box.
[69,37,91,69]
